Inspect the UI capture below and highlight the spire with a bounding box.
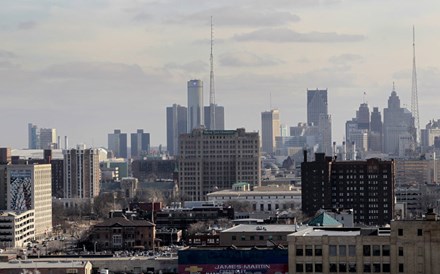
[411,25,420,144]
[209,16,216,130]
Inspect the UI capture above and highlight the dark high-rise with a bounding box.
[301,152,395,225]
[307,89,328,126]
[131,129,150,159]
[166,104,188,156]
[108,129,128,158]
[204,105,225,130]
[357,103,370,130]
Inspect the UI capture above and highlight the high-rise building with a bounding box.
[166,104,188,156]
[7,164,52,237]
[178,128,260,201]
[301,152,395,225]
[28,123,39,149]
[383,86,415,155]
[39,128,57,149]
[369,107,383,152]
[204,105,225,130]
[131,129,150,159]
[187,80,204,132]
[261,109,280,154]
[357,103,370,130]
[63,146,100,199]
[307,89,328,126]
[318,114,332,155]
[108,129,128,158]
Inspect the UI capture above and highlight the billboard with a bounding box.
[178,248,288,274]
[9,169,32,211]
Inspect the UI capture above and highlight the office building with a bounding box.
[0,210,35,248]
[289,211,440,274]
[28,123,39,149]
[301,152,395,225]
[307,89,328,126]
[166,104,188,156]
[39,128,57,149]
[131,129,150,159]
[7,164,52,237]
[187,79,204,132]
[421,119,440,152]
[370,107,383,152]
[63,146,100,199]
[383,87,415,155]
[261,109,280,154]
[108,129,128,158]
[204,105,225,130]
[318,114,332,155]
[178,128,260,201]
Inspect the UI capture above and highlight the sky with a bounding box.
[1,0,440,149]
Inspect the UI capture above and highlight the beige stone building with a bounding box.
[178,128,260,201]
[220,224,297,247]
[0,210,35,248]
[288,210,440,274]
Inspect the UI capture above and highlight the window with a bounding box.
[329,245,337,256]
[315,263,323,273]
[348,263,356,273]
[329,263,337,273]
[259,235,264,240]
[373,263,381,273]
[363,245,371,256]
[383,263,390,273]
[348,245,356,256]
[112,235,122,246]
[373,245,381,256]
[417,229,423,236]
[339,245,346,256]
[241,236,246,241]
[296,264,304,272]
[382,245,390,256]
[296,246,303,256]
[305,264,313,272]
[363,264,371,273]
[315,245,322,256]
[305,245,313,256]
[232,236,236,241]
[250,236,255,241]
[399,246,404,256]
[339,263,347,272]
[398,228,403,236]
[399,264,404,273]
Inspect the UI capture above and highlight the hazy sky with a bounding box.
[1,0,440,149]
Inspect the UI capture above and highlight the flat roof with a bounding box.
[0,260,91,269]
[221,224,297,233]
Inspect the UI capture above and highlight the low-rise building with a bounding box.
[207,182,301,212]
[0,260,92,274]
[90,217,155,251]
[0,210,35,248]
[220,224,297,247]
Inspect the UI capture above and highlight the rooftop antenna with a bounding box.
[209,16,216,130]
[411,25,420,144]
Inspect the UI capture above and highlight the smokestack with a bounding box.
[64,136,68,150]
[303,150,308,163]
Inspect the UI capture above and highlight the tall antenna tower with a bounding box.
[209,16,216,130]
[411,26,420,144]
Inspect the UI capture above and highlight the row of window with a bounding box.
[296,245,392,257]
[296,263,401,273]
[231,235,283,241]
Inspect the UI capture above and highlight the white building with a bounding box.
[0,210,35,248]
[7,164,52,238]
[207,182,301,212]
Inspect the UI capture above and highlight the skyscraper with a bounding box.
[204,105,225,130]
[261,109,280,154]
[383,86,415,155]
[370,107,383,152]
[187,80,204,132]
[28,123,39,149]
[39,128,57,149]
[357,103,370,130]
[131,129,150,159]
[63,146,100,199]
[108,129,128,158]
[307,89,328,126]
[166,104,187,156]
[179,128,260,201]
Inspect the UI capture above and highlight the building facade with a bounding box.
[108,129,128,158]
[301,152,395,225]
[39,128,57,149]
[261,109,280,154]
[178,128,260,201]
[166,104,188,156]
[204,105,225,131]
[7,164,52,237]
[63,147,100,199]
[0,210,35,248]
[187,79,204,133]
[131,129,150,159]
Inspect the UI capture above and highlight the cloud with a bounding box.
[167,7,300,27]
[219,51,283,67]
[234,28,365,43]
[329,54,363,65]
[164,60,208,73]
[132,12,151,22]
[18,21,37,30]
[0,50,17,59]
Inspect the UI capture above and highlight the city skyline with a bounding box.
[1,1,440,148]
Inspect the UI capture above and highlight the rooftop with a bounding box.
[221,224,298,233]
